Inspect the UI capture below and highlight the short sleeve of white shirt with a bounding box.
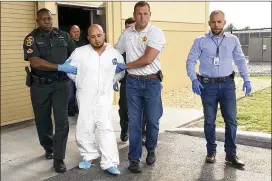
[115,32,126,54]
[147,27,166,52]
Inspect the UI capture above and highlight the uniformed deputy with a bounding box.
[23,8,76,173]
[115,1,166,173]
[186,10,252,167]
[68,25,88,117]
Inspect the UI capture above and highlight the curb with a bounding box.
[179,86,271,128]
[166,128,271,149]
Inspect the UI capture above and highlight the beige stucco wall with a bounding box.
[121,2,207,23]
[1,2,37,126]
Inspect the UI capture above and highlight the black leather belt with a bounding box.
[128,73,159,80]
[197,72,234,84]
[32,75,69,84]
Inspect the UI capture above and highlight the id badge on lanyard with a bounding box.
[214,46,220,65]
[212,36,225,66]
[214,57,220,65]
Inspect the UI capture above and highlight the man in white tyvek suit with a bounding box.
[67,24,125,175]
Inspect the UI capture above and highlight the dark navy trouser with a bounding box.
[200,77,237,156]
[126,76,163,163]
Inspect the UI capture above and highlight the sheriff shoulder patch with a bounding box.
[25,36,34,46]
[27,48,33,54]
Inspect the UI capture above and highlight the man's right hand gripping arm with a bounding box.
[186,38,203,96]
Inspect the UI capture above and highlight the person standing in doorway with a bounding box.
[68,25,88,117]
[23,8,76,173]
[115,1,166,173]
[186,10,251,167]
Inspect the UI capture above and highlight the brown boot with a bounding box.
[205,153,216,163]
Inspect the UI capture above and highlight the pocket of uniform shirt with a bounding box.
[37,43,47,57]
[57,41,68,47]
[125,37,133,46]
[37,43,47,48]
[56,41,68,59]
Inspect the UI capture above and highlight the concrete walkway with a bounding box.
[46,132,271,181]
[1,106,203,181]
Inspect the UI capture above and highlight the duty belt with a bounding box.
[128,73,158,80]
[32,75,69,84]
[197,72,234,84]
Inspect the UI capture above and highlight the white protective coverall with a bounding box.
[67,44,125,170]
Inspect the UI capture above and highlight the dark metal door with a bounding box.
[249,38,263,62]
[262,38,271,62]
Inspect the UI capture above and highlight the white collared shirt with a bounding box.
[115,23,166,75]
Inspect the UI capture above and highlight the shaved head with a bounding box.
[209,10,225,20]
[88,24,104,34]
[87,24,105,49]
[69,25,80,41]
[209,10,226,36]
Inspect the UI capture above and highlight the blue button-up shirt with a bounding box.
[186,31,250,82]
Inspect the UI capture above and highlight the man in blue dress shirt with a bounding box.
[186,10,252,167]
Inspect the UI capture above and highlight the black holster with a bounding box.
[230,71,235,80]
[157,70,164,82]
[25,66,33,87]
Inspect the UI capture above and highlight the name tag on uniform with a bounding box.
[214,57,220,66]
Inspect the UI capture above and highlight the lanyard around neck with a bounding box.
[211,35,225,56]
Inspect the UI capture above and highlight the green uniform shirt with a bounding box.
[23,28,76,77]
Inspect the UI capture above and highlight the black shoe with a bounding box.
[68,110,75,117]
[45,151,54,160]
[146,151,156,165]
[120,131,128,142]
[205,153,216,163]
[128,163,141,173]
[225,156,245,167]
[53,159,67,173]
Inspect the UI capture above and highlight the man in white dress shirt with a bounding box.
[115,1,166,173]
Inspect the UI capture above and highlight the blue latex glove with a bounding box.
[57,59,77,75]
[243,81,252,96]
[115,63,126,73]
[192,79,204,96]
[113,83,119,92]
